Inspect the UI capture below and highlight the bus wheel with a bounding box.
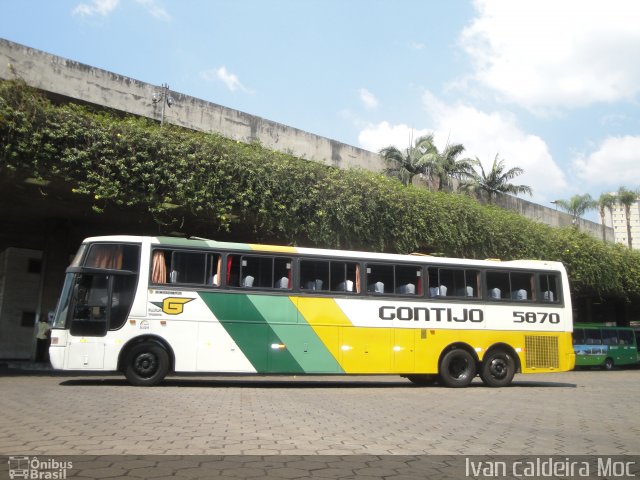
[439,349,476,388]
[480,350,515,387]
[405,374,437,386]
[124,343,169,386]
[604,358,614,370]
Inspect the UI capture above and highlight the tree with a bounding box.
[461,154,532,203]
[597,192,616,242]
[555,194,596,226]
[617,186,638,249]
[428,142,476,192]
[379,134,438,186]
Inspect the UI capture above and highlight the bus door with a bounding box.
[608,328,638,366]
[63,270,137,368]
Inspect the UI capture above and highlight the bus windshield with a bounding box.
[51,242,140,332]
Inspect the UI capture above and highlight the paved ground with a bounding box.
[0,365,639,478]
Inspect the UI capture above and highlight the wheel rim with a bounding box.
[489,357,508,379]
[448,356,471,380]
[133,352,158,378]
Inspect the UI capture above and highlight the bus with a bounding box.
[572,323,639,369]
[49,236,575,387]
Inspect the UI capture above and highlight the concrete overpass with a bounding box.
[0,38,615,358]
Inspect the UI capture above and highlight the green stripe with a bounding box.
[156,236,249,250]
[199,292,342,374]
[248,296,343,374]
[199,292,301,373]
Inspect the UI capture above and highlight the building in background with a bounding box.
[603,194,640,249]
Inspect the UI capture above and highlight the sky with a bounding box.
[1,0,640,222]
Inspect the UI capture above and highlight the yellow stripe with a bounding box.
[248,243,298,253]
[295,297,350,368]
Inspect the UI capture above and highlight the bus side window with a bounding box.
[540,274,560,303]
[170,251,209,284]
[618,329,633,346]
[151,250,169,283]
[233,255,292,290]
[395,265,420,295]
[585,329,602,345]
[274,257,292,290]
[465,270,480,298]
[427,268,439,297]
[511,272,533,301]
[329,261,358,293]
[366,264,393,294]
[572,329,585,345]
[486,271,509,300]
[151,249,220,286]
[227,255,241,287]
[86,244,140,271]
[602,329,618,346]
[209,255,222,287]
[300,259,329,291]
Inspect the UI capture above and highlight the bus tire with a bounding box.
[405,374,437,386]
[124,342,169,386]
[604,358,614,370]
[438,349,476,388]
[480,349,515,387]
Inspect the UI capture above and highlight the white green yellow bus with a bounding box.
[50,236,575,387]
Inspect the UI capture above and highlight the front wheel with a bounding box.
[604,358,614,370]
[439,349,476,388]
[480,350,516,387]
[124,342,169,386]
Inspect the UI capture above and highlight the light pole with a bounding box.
[152,83,174,127]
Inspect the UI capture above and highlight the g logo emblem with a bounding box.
[162,297,194,315]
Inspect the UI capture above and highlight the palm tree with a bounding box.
[555,194,596,226]
[461,154,532,203]
[429,142,476,192]
[379,134,438,186]
[617,186,638,249]
[597,192,616,242]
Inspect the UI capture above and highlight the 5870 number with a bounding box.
[513,311,560,324]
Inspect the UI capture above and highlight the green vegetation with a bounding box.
[461,154,533,203]
[2,80,640,302]
[597,192,616,242]
[554,194,596,226]
[380,134,475,192]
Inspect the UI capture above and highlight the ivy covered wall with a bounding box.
[2,80,640,307]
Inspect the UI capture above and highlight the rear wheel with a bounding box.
[124,342,169,386]
[480,349,516,387]
[439,349,476,388]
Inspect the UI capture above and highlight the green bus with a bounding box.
[572,323,639,369]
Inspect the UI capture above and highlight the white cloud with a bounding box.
[201,67,253,94]
[72,0,169,20]
[359,88,378,110]
[358,92,568,203]
[358,122,430,153]
[460,0,640,112]
[421,91,567,202]
[573,135,640,188]
[72,0,119,16]
[135,0,170,21]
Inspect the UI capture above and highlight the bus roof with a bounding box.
[81,235,566,271]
